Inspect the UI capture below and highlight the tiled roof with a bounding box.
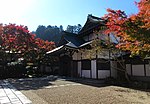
[59,31,85,47]
[47,15,108,55]
[78,14,106,36]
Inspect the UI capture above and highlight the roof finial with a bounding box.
[88,14,92,18]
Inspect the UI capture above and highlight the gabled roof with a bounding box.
[78,14,106,37]
[47,31,92,55]
[58,31,85,47]
[46,41,92,55]
[47,15,108,55]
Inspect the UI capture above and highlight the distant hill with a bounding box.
[33,24,82,45]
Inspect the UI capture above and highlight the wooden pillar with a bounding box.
[81,52,82,78]
[96,50,98,79]
[90,60,92,78]
[144,60,146,76]
[130,60,133,76]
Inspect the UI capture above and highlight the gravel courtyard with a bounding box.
[7,77,150,104]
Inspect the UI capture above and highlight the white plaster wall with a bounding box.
[132,65,144,76]
[91,60,97,79]
[126,64,131,75]
[97,49,116,59]
[83,31,107,42]
[82,70,91,78]
[111,61,117,78]
[81,51,88,60]
[98,70,110,79]
[72,52,78,60]
[146,64,150,76]
[97,50,110,59]
[81,51,96,59]
[77,52,82,60]
[90,51,96,59]
[78,61,81,77]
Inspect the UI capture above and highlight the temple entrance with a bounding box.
[71,61,78,78]
[46,45,78,77]
[59,55,72,77]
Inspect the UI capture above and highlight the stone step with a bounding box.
[0,80,32,104]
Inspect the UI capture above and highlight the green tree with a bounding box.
[66,24,82,34]
[35,25,63,44]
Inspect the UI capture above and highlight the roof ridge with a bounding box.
[88,14,103,21]
[62,31,78,36]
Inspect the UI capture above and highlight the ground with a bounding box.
[7,77,150,104]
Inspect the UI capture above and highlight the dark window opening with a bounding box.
[81,60,91,70]
[131,59,148,65]
[97,59,110,70]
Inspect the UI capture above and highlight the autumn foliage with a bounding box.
[0,23,55,61]
[35,38,55,52]
[103,0,150,57]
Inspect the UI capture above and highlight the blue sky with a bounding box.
[0,0,139,31]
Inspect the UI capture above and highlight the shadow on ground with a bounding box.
[7,76,57,90]
[6,76,150,92]
[64,77,107,87]
[7,76,109,91]
[63,77,150,93]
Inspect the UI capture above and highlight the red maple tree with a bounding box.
[0,23,55,62]
[103,0,150,57]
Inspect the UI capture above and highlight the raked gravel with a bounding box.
[8,78,150,104]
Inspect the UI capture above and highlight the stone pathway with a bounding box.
[0,80,32,104]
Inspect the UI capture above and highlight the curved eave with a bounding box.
[46,45,78,56]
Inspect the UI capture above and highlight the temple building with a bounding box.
[46,15,117,79]
[46,14,150,81]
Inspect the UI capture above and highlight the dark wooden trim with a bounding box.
[81,53,82,78]
[96,59,98,79]
[96,50,98,59]
[131,61,133,76]
[96,50,98,79]
[71,60,78,78]
[72,60,80,61]
[72,60,81,78]
[74,58,114,61]
[88,34,90,41]
[109,49,111,77]
[91,59,92,78]
[144,61,146,76]
[97,69,110,70]
[90,68,92,78]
